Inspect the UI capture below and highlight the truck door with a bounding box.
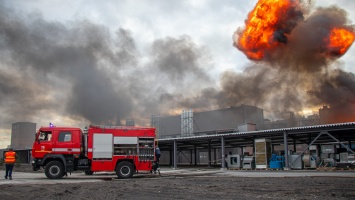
[92,133,113,171]
[32,130,53,158]
[53,130,75,155]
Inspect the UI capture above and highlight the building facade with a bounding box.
[151,104,264,138]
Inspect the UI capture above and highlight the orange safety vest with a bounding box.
[4,151,16,164]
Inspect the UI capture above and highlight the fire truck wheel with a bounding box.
[116,161,134,179]
[45,161,65,179]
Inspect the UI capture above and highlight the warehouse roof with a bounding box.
[157,122,355,150]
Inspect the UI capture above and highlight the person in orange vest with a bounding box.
[4,147,17,180]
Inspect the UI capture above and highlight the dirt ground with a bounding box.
[1,164,355,200]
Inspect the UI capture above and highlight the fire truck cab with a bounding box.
[32,125,156,179]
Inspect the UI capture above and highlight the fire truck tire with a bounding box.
[85,169,94,175]
[116,161,134,179]
[45,161,65,179]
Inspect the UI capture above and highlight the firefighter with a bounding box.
[4,147,17,180]
[155,146,161,163]
[152,146,161,173]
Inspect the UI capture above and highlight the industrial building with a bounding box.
[117,103,355,170]
[157,122,355,170]
[150,104,340,140]
[0,122,37,163]
[147,105,355,170]
[151,104,264,139]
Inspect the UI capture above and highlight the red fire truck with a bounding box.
[31,125,156,179]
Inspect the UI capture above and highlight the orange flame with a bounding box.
[327,28,355,56]
[236,0,298,60]
[320,104,355,124]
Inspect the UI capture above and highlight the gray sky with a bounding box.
[1,0,355,148]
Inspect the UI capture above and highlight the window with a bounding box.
[38,131,52,141]
[58,132,72,142]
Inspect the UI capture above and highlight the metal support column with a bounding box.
[208,140,211,167]
[213,148,217,164]
[252,136,255,156]
[28,150,31,163]
[194,145,197,165]
[190,149,193,165]
[349,141,352,149]
[293,138,296,152]
[308,134,311,144]
[221,136,225,169]
[283,131,289,169]
[173,140,177,169]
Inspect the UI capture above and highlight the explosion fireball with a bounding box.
[234,0,355,61]
[232,0,355,124]
[328,28,355,56]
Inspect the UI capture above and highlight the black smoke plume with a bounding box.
[0,3,214,127]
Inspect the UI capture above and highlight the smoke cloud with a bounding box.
[0,0,355,134]
[0,2,215,128]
